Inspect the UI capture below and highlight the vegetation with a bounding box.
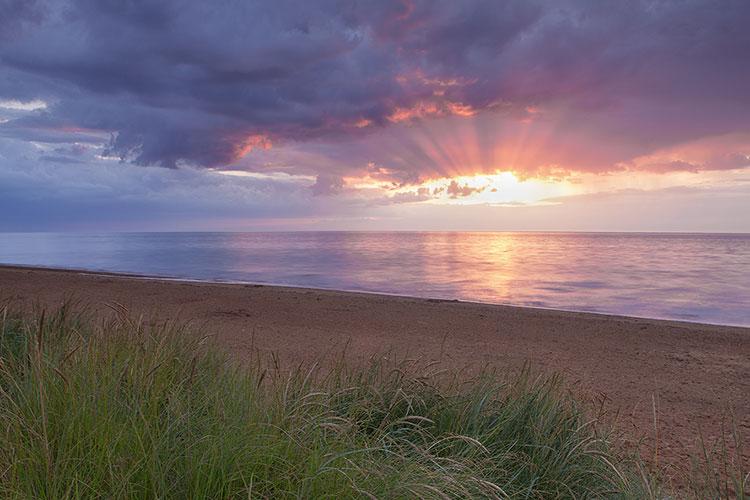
[0,304,745,498]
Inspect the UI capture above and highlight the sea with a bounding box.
[1,232,749,327]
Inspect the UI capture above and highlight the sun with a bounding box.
[418,171,576,206]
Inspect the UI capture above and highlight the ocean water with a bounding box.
[1,232,749,326]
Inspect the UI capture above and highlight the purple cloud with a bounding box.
[0,0,749,180]
[310,174,345,196]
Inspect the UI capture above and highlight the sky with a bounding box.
[1,0,749,232]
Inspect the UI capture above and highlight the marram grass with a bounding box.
[0,304,742,499]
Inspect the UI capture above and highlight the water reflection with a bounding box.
[1,232,749,326]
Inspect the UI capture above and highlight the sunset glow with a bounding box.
[0,1,748,231]
[388,172,576,206]
[2,5,749,494]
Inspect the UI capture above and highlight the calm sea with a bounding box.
[1,232,749,326]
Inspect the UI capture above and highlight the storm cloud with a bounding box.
[1,0,749,178]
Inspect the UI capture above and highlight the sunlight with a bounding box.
[419,171,578,205]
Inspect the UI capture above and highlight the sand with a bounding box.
[1,264,748,474]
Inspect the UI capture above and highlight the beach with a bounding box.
[2,264,748,474]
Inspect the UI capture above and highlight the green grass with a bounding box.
[0,304,744,498]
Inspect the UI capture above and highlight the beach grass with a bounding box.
[0,304,743,499]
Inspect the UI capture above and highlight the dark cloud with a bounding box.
[0,0,44,39]
[0,0,749,178]
[0,137,322,230]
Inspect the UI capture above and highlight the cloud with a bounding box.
[639,160,702,174]
[445,179,484,198]
[639,155,750,174]
[310,174,345,196]
[1,0,750,233]
[626,133,750,175]
[2,135,749,232]
[708,153,750,170]
[0,137,326,230]
[0,0,748,179]
[0,0,44,40]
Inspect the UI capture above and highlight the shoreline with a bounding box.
[1,264,748,474]
[2,263,746,329]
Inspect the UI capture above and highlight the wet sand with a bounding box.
[1,264,748,475]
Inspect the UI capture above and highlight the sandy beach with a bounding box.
[1,264,748,474]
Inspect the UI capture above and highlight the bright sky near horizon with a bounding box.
[1,0,749,231]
